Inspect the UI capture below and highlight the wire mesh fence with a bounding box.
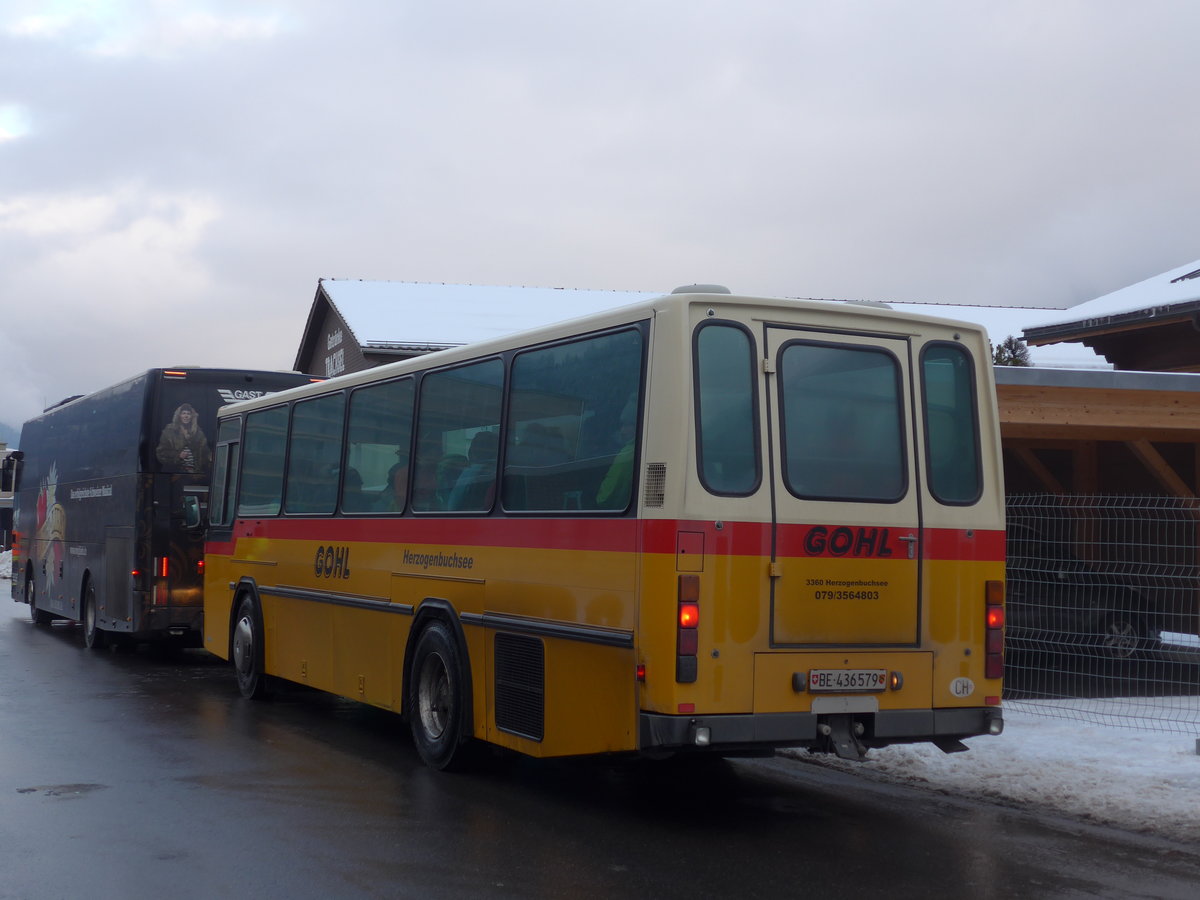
[1003,494,1200,734]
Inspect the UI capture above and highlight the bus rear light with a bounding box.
[678,703,695,714]
[158,557,169,578]
[197,560,205,575]
[985,580,1004,681]
[676,575,699,683]
[163,370,188,379]
[636,664,646,682]
[889,671,904,691]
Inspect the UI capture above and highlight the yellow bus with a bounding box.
[203,286,1006,769]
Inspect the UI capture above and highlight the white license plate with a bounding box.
[808,669,887,693]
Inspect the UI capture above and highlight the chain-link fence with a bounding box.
[1002,494,1200,734]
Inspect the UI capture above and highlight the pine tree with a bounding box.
[993,335,1031,366]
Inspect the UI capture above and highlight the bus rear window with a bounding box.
[778,342,906,502]
[921,343,982,505]
[694,322,760,495]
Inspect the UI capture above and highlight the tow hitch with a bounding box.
[818,714,868,761]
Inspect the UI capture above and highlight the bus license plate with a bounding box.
[808,669,887,693]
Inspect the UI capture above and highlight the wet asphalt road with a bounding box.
[2,602,1199,900]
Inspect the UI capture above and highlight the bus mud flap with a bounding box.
[821,715,868,761]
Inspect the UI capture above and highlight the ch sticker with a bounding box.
[950,677,975,698]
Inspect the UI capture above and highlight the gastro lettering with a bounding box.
[314,545,352,579]
[803,526,893,558]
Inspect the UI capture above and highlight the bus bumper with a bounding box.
[638,707,1004,754]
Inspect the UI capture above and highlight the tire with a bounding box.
[407,621,470,770]
[27,576,52,626]
[232,595,269,700]
[82,580,106,650]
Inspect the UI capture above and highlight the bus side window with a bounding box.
[343,378,414,515]
[209,417,241,526]
[413,360,503,513]
[285,393,345,515]
[503,328,643,513]
[237,406,290,517]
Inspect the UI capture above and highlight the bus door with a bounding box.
[765,327,922,647]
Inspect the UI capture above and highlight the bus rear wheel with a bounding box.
[232,595,269,700]
[408,621,469,770]
[27,576,51,626]
[82,580,106,650]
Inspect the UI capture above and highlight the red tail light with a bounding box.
[676,575,699,683]
[985,580,1004,680]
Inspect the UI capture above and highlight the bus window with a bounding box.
[343,378,414,514]
[922,343,982,505]
[694,322,760,495]
[285,393,346,515]
[237,405,290,517]
[209,417,241,527]
[413,360,504,512]
[778,342,906,502]
[504,328,643,513]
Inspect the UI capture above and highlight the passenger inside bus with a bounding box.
[447,431,498,510]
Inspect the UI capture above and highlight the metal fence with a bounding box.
[1003,494,1200,734]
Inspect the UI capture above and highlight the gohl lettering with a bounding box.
[803,526,893,558]
[314,545,352,578]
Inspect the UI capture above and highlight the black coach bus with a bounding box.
[9,368,318,649]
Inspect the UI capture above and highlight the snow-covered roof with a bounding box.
[318,280,1112,370]
[320,280,658,350]
[1030,257,1200,331]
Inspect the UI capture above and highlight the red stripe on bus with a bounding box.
[206,518,1003,561]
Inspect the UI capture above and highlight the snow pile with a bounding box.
[0,548,9,582]
[786,703,1200,844]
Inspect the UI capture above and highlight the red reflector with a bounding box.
[986,580,1004,605]
[130,569,140,578]
[636,664,646,682]
[679,603,699,629]
[985,696,1001,706]
[985,655,1004,679]
[677,628,698,656]
[986,631,1003,654]
[678,574,699,604]
[678,703,695,714]
[197,560,205,574]
[986,605,1004,629]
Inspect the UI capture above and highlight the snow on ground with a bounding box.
[2,546,1197,845]
[785,702,1200,845]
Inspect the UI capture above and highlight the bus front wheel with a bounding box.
[232,596,269,700]
[408,621,469,770]
[82,579,106,650]
[27,576,51,626]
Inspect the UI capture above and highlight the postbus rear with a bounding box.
[635,293,1005,759]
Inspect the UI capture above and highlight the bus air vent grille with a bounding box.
[644,463,666,508]
[494,632,545,742]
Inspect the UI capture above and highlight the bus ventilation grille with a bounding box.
[644,463,666,508]
[494,632,545,742]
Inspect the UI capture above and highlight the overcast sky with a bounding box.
[2,0,1199,427]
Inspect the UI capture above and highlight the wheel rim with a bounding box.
[233,614,255,676]
[1103,620,1138,658]
[417,651,451,741]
